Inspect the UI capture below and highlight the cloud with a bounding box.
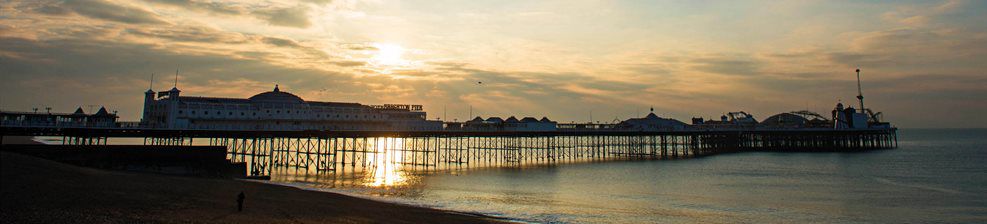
[2,0,987,128]
[0,36,362,118]
[343,43,378,51]
[147,0,248,15]
[331,61,366,67]
[621,63,672,76]
[146,0,316,29]
[691,57,761,76]
[125,26,250,44]
[302,0,334,4]
[831,28,987,71]
[261,37,303,48]
[824,52,890,69]
[61,0,168,24]
[33,4,71,15]
[255,6,312,28]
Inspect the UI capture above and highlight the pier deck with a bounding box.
[1,127,897,177]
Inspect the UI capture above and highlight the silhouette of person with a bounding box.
[237,192,245,212]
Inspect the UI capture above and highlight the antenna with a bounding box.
[174,66,180,88]
[855,68,865,111]
[149,73,155,90]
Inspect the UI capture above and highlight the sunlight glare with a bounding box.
[366,137,407,187]
[369,43,410,68]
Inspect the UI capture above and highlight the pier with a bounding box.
[1,127,897,177]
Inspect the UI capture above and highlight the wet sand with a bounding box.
[0,151,507,223]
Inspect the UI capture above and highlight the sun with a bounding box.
[369,43,409,68]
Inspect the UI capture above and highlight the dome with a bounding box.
[248,85,305,104]
[644,113,659,119]
[760,113,809,128]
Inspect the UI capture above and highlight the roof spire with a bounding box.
[173,65,180,90]
[149,73,154,91]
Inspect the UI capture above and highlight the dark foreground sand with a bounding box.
[0,151,506,223]
[1,136,43,145]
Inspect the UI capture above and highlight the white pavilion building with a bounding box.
[141,85,442,131]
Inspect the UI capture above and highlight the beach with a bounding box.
[0,151,507,223]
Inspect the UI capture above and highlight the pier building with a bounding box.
[831,69,892,130]
[691,111,758,130]
[1,107,118,128]
[832,103,890,130]
[759,111,831,129]
[455,116,558,131]
[141,85,442,131]
[616,108,688,131]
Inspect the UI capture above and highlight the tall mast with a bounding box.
[174,67,179,88]
[855,68,865,111]
[149,73,154,90]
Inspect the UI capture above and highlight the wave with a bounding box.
[873,177,965,194]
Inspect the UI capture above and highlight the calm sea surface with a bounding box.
[262,129,983,223]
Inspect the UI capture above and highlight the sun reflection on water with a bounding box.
[366,137,407,187]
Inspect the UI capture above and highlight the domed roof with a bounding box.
[644,113,660,119]
[760,113,809,127]
[249,85,305,104]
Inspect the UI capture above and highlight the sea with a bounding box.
[266,129,987,223]
[39,129,987,223]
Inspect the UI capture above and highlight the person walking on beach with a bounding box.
[237,191,245,212]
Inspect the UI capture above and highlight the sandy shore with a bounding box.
[0,151,508,223]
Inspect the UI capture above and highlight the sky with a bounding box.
[1,0,985,128]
